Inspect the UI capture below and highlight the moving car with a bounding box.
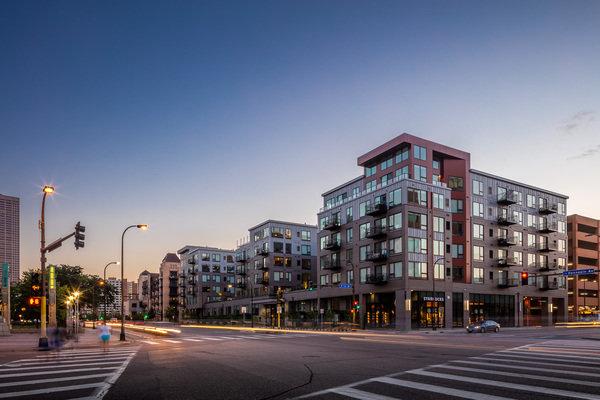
[466,320,500,333]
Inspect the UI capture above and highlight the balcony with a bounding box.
[497,257,519,267]
[366,274,388,285]
[365,203,388,216]
[497,215,518,226]
[538,278,560,291]
[256,248,269,257]
[322,260,342,270]
[366,250,389,262]
[539,204,558,215]
[497,191,519,205]
[366,226,387,239]
[537,243,557,252]
[537,222,558,233]
[236,283,247,290]
[188,258,196,265]
[323,238,342,250]
[236,267,247,276]
[235,254,248,263]
[497,236,517,247]
[497,278,519,288]
[323,217,341,231]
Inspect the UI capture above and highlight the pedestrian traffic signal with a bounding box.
[74,222,85,250]
[28,297,41,307]
[521,272,529,286]
[31,272,41,294]
[352,300,360,310]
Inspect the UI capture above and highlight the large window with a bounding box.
[472,180,484,196]
[527,194,536,208]
[408,213,427,230]
[473,267,484,284]
[473,245,484,261]
[301,245,311,256]
[413,145,427,160]
[359,223,371,240]
[396,165,409,179]
[433,240,444,256]
[389,262,402,278]
[388,213,402,230]
[388,188,402,207]
[473,223,484,240]
[365,165,377,177]
[451,244,464,258]
[434,262,444,280]
[301,230,311,241]
[448,176,464,190]
[408,237,427,254]
[432,193,444,209]
[389,237,402,254]
[408,188,427,206]
[414,165,427,182]
[472,201,484,217]
[396,146,409,163]
[346,228,353,243]
[408,262,427,278]
[434,217,445,233]
[359,245,370,261]
[380,157,393,171]
[366,180,376,192]
[359,200,370,217]
[451,199,463,213]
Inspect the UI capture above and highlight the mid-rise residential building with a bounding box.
[124,281,138,318]
[138,270,160,318]
[0,194,19,284]
[159,253,181,321]
[567,214,600,320]
[287,133,568,329]
[177,246,236,319]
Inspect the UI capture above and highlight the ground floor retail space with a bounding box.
[286,289,567,330]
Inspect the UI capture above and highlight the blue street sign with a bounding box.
[563,268,597,276]
[339,283,353,289]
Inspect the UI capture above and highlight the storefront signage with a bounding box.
[423,296,444,302]
[563,269,597,276]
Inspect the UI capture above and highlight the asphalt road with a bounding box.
[103,326,600,400]
[2,327,599,400]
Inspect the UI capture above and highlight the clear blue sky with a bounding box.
[2,1,599,280]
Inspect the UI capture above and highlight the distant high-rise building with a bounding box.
[103,277,127,317]
[159,253,180,320]
[0,194,19,284]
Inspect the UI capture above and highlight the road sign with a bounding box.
[338,283,352,289]
[241,306,247,314]
[563,269,597,276]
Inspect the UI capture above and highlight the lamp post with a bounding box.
[103,261,119,324]
[72,291,80,342]
[585,233,600,321]
[120,224,148,341]
[38,185,55,348]
[431,256,445,331]
[346,261,358,327]
[93,278,105,329]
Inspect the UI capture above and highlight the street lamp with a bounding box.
[432,256,445,331]
[120,224,148,341]
[103,261,119,324]
[346,261,358,327]
[38,185,55,348]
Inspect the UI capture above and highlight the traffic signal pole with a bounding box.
[39,190,49,348]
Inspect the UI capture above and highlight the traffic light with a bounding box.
[28,297,41,307]
[74,222,85,250]
[521,272,529,286]
[31,272,41,295]
[352,300,360,311]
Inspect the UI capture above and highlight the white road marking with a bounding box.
[0,361,124,373]
[0,382,105,399]
[330,387,399,400]
[182,338,203,342]
[451,360,600,378]
[141,340,160,345]
[0,373,113,388]
[372,376,515,400]
[469,356,600,371]
[0,366,119,378]
[407,369,600,400]
[491,352,600,365]
[163,339,182,343]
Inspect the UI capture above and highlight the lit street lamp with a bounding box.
[120,224,148,341]
[38,185,54,348]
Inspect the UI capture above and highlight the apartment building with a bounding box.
[229,220,318,322]
[158,253,181,321]
[0,194,19,284]
[287,133,568,330]
[103,277,127,318]
[567,214,600,320]
[138,270,160,318]
[177,246,236,319]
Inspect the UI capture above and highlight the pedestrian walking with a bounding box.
[99,324,111,351]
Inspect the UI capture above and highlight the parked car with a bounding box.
[466,320,500,333]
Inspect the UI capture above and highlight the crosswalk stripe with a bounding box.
[330,387,399,400]
[434,364,600,387]
[182,338,203,342]
[407,369,599,400]
[142,340,159,345]
[451,360,600,378]
[491,352,600,365]
[163,339,181,343]
[198,337,223,341]
[372,376,514,400]
[0,382,105,398]
[469,356,600,371]
[0,372,113,388]
[501,349,600,361]
[0,366,120,378]
[34,351,137,360]
[6,356,130,367]
[0,361,124,373]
